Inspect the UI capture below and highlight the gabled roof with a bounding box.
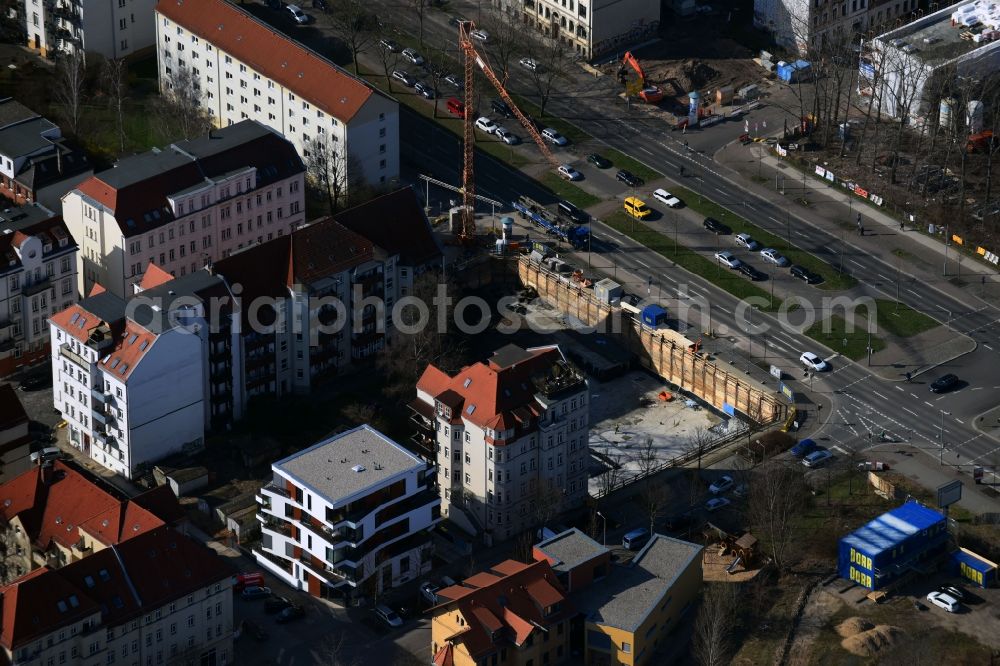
[156,0,375,124]
[334,187,442,267]
[138,263,174,290]
[291,217,375,283]
[0,210,76,279]
[0,568,96,650]
[98,321,157,382]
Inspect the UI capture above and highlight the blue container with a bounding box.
[838,500,947,590]
[641,304,667,327]
[951,548,998,588]
[777,64,794,82]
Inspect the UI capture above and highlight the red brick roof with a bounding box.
[432,643,454,666]
[139,263,174,290]
[156,0,373,123]
[291,218,375,283]
[334,188,442,268]
[99,321,157,382]
[0,568,97,650]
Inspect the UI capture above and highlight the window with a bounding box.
[621,642,631,653]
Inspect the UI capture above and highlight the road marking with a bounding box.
[971,387,983,391]
[832,445,849,455]
[849,259,864,268]
[894,385,904,392]
[910,393,920,399]
[713,187,726,195]
[872,390,888,400]
[638,146,656,156]
[901,406,919,416]
[986,344,995,351]
[906,288,921,297]
[924,401,934,407]
[956,418,965,424]
[877,274,890,281]
[769,216,781,223]
[636,260,651,269]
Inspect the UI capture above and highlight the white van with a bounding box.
[653,189,682,208]
[29,447,61,464]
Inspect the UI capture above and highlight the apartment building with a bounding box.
[155,0,400,190]
[255,425,440,601]
[412,344,589,542]
[518,0,659,59]
[0,384,32,483]
[61,119,305,299]
[0,97,92,210]
[0,526,233,666]
[48,268,239,479]
[0,203,78,376]
[23,0,157,59]
[532,527,611,594]
[430,558,574,666]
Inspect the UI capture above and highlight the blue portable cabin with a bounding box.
[951,548,998,588]
[838,500,948,590]
[641,304,668,328]
[791,60,812,81]
[776,62,794,82]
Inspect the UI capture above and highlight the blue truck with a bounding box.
[514,196,589,248]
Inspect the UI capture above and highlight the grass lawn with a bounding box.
[603,148,663,183]
[601,211,783,312]
[540,173,601,209]
[507,94,590,144]
[872,299,939,337]
[671,186,859,291]
[804,315,886,360]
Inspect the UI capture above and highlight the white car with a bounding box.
[557,164,582,181]
[708,475,734,495]
[714,251,741,269]
[286,4,309,23]
[474,116,498,134]
[495,127,520,145]
[705,497,731,512]
[401,48,425,66]
[470,29,490,41]
[519,57,539,71]
[802,449,833,468]
[391,70,416,87]
[926,591,960,612]
[372,604,403,628]
[799,351,829,372]
[735,233,760,250]
[541,128,568,146]
[760,248,790,266]
[653,189,682,208]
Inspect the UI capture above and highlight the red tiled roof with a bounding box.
[129,485,186,525]
[99,321,157,382]
[88,284,106,297]
[463,572,503,589]
[432,643,454,666]
[291,218,375,283]
[501,606,535,645]
[156,0,373,123]
[470,606,503,633]
[416,365,451,398]
[48,303,113,345]
[524,577,563,608]
[0,568,97,650]
[334,188,442,268]
[139,263,174,290]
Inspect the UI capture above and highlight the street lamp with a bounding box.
[596,511,607,546]
[939,410,951,465]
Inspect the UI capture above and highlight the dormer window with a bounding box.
[43,243,52,253]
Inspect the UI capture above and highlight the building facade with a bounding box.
[22,0,157,59]
[517,0,660,59]
[0,204,78,376]
[0,384,32,483]
[154,0,400,190]
[255,425,441,601]
[61,120,305,299]
[412,344,589,542]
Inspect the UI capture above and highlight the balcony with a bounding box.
[59,344,89,370]
[258,515,292,537]
[262,483,290,499]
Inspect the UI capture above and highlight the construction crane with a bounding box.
[618,51,663,104]
[457,21,561,243]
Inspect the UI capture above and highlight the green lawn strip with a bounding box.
[506,94,590,144]
[601,211,783,312]
[602,148,663,183]
[539,173,600,209]
[804,314,885,360]
[671,185,858,291]
[872,299,939,337]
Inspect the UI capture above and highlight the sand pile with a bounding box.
[841,625,905,657]
[835,617,874,638]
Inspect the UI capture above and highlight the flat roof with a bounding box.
[879,0,1000,66]
[535,528,610,574]
[840,500,945,558]
[273,425,426,505]
[573,534,701,633]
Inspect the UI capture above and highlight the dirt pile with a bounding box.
[654,59,720,95]
[841,625,905,657]
[835,617,874,637]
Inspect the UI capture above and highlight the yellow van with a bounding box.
[624,196,651,219]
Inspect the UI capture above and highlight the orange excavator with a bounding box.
[618,51,663,104]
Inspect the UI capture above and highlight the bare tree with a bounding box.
[746,463,808,571]
[479,5,524,85]
[423,46,448,117]
[314,632,358,666]
[374,33,399,95]
[693,583,740,666]
[635,436,658,481]
[596,452,624,498]
[305,133,349,214]
[159,66,213,140]
[512,529,535,563]
[54,50,86,136]
[102,57,128,154]
[408,0,429,49]
[526,41,570,118]
[332,0,377,76]
[639,482,671,535]
[683,426,714,503]
[531,480,565,529]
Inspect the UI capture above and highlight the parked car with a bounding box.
[491,99,514,118]
[735,233,760,250]
[241,619,268,642]
[285,4,309,23]
[373,604,404,628]
[938,585,965,601]
[558,200,588,224]
[624,197,651,219]
[703,217,731,234]
[926,591,960,613]
[448,15,466,26]
[802,449,833,468]
[714,251,741,269]
[233,572,266,592]
[19,374,51,391]
[379,38,401,53]
[615,169,642,187]
[420,581,441,605]
[653,189,682,208]
[705,497,731,512]
[312,0,329,11]
[519,57,539,71]
[738,264,766,281]
[622,528,650,550]
[790,264,820,283]
[790,438,818,458]
[760,248,790,266]
[587,153,611,169]
[708,474,734,494]
[470,29,490,41]
[475,116,498,134]
[414,81,435,99]
[557,164,582,181]
[264,596,292,614]
[541,128,568,146]
[495,127,520,144]
[799,352,829,372]
[930,374,960,393]
[401,48,425,65]
[444,74,463,89]
[391,70,416,87]
[241,586,271,600]
[276,605,306,624]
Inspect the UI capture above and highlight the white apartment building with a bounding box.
[255,425,441,602]
[155,0,400,190]
[517,0,660,59]
[412,344,589,543]
[0,526,233,666]
[23,0,157,59]
[61,119,305,300]
[0,203,77,376]
[48,269,241,479]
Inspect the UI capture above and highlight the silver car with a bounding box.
[760,248,790,266]
[391,70,416,87]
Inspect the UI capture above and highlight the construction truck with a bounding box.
[967,130,995,154]
[617,51,663,104]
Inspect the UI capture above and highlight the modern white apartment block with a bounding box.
[48,268,240,479]
[255,425,441,602]
[61,120,305,299]
[155,0,400,190]
[412,344,589,542]
[23,0,157,59]
[518,0,660,59]
[0,203,77,376]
